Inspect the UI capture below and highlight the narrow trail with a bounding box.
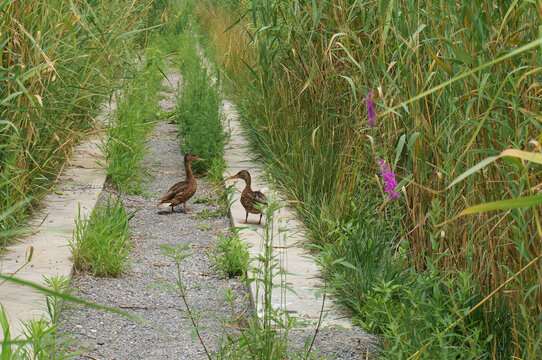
[58,69,248,359]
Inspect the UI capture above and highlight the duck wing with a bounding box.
[252,190,267,205]
[158,180,190,204]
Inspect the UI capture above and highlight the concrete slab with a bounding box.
[222,104,352,329]
[0,132,107,339]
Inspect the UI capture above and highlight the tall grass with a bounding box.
[102,43,165,193]
[173,29,226,176]
[195,0,541,357]
[0,0,170,248]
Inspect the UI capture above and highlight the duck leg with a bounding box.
[257,213,263,225]
[241,212,248,224]
[183,202,192,214]
[170,205,175,212]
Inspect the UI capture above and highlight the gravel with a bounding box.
[58,116,249,359]
[58,67,379,359]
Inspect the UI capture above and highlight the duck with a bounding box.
[157,153,204,214]
[225,170,267,224]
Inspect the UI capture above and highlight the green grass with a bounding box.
[70,195,134,277]
[0,275,77,360]
[171,29,226,177]
[195,0,541,358]
[102,44,168,194]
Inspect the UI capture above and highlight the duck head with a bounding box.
[184,153,205,162]
[225,170,251,183]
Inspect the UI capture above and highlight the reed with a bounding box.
[196,0,541,357]
[0,0,170,248]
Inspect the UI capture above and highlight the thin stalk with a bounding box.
[174,256,212,360]
[304,280,326,359]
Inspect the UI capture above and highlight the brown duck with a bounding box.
[225,170,267,224]
[157,153,204,214]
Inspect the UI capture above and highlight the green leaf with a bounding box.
[459,194,542,216]
[448,148,542,190]
[339,75,357,104]
[407,132,420,150]
[447,156,499,189]
[0,91,23,107]
[394,134,406,169]
[0,275,144,323]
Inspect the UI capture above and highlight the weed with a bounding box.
[193,197,220,205]
[70,195,134,277]
[210,231,249,278]
[197,223,213,231]
[160,243,213,359]
[193,185,235,220]
[0,275,80,360]
[162,200,325,359]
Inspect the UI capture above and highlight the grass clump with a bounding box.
[71,195,133,277]
[210,231,249,278]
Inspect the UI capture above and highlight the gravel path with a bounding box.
[58,122,248,359]
[58,70,249,359]
[58,65,378,359]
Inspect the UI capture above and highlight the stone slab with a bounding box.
[222,105,352,329]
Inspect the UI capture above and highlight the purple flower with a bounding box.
[377,159,400,199]
[366,92,376,126]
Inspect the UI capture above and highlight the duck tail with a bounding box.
[157,202,171,208]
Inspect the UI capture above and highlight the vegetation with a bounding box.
[102,44,165,194]
[70,195,134,277]
[0,275,78,360]
[210,230,250,278]
[194,0,541,358]
[0,270,145,359]
[170,25,226,177]
[163,201,323,359]
[3,0,540,358]
[0,0,170,248]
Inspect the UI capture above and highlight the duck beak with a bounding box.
[195,156,205,161]
[224,174,239,181]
